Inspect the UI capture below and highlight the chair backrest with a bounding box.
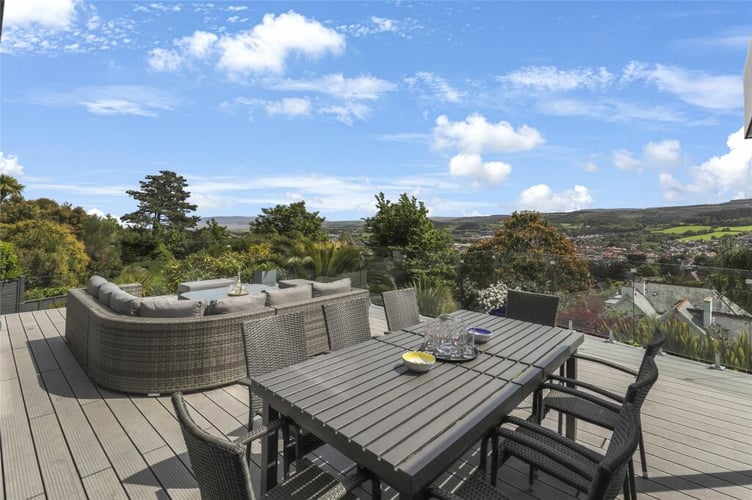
[624,356,659,414]
[587,402,640,500]
[324,296,372,351]
[242,312,307,417]
[505,290,560,327]
[644,325,667,359]
[171,392,255,500]
[382,287,420,331]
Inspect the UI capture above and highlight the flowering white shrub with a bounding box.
[477,280,509,313]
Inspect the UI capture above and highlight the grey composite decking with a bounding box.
[1,306,751,499]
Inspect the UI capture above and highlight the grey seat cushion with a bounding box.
[109,289,140,316]
[312,277,351,297]
[265,285,312,306]
[206,293,267,315]
[86,275,108,296]
[139,297,206,318]
[97,282,121,305]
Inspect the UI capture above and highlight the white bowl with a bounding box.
[402,351,436,372]
[468,327,493,343]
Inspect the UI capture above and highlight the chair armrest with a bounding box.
[544,376,625,404]
[572,353,638,377]
[233,419,281,447]
[340,467,374,494]
[426,485,465,500]
[501,415,604,464]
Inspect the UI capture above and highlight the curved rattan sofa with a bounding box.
[65,283,369,395]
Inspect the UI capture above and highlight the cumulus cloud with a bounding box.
[0,152,25,176]
[449,154,511,186]
[217,11,345,76]
[643,140,682,169]
[265,97,312,117]
[148,31,219,71]
[147,47,183,72]
[660,127,752,202]
[404,72,464,103]
[4,0,80,29]
[613,149,644,172]
[432,114,544,154]
[621,61,740,110]
[500,65,614,91]
[518,184,594,212]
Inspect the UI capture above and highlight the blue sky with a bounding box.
[1,1,751,221]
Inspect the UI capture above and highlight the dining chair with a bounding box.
[504,289,560,327]
[171,392,368,500]
[382,287,420,332]
[488,402,641,500]
[241,312,324,469]
[323,296,372,350]
[535,328,666,499]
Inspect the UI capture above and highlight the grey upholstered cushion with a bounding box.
[97,282,121,305]
[264,285,312,306]
[139,298,206,318]
[206,293,266,315]
[109,289,140,316]
[312,277,351,297]
[87,275,108,296]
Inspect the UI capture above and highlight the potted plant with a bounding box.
[477,280,509,316]
[252,262,278,286]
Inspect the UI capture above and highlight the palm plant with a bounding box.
[287,240,364,281]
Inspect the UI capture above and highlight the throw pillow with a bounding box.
[97,282,121,306]
[86,275,108,296]
[264,285,312,306]
[312,277,352,297]
[109,289,140,316]
[139,298,206,318]
[206,293,266,315]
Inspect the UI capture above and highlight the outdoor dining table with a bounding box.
[244,310,584,498]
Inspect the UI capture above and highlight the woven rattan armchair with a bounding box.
[426,471,509,500]
[241,312,324,469]
[171,392,367,500]
[505,289,560,327]
[382,287,420,332]
[323,296,372,351]
[491,402,641,500]
[535,332,664,500]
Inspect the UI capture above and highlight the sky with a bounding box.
[1,1,751,222]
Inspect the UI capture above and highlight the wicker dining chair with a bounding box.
[323,296,372,351]
[382,287,420,332]
[489,402,641,500]
[171,392,367,500]
[534,330,665,500]
[241,312,324,469]
[505,289,560,327]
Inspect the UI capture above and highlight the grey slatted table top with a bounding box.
[247,310,583,498]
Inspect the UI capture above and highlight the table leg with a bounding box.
[565,355,577,440]
[260,402,279,494]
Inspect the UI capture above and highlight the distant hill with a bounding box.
[201,198,752,237]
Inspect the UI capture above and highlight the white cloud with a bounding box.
[4,0,79,29]
[0,151,25,176]
[584,161,599,173]
[276,74,395,100]
[147,47,182,71]
[340,16,404,37]
[643,140,682,169]
[320,102,371,125]
[148,3,181,13]
[178,31,218,59]
[432,114,544,154]
[660,127,752,202]
[228,5,249,12]
[265,98,312,117]
[518,184,593,212]
[449,154,511,186]
[404,72,464,103]
[38,85,177,117]
[82,99,158,117]
[613,149,644,172]
[500,66,614,91]
[216,11,345,76]
[621,61,741,110]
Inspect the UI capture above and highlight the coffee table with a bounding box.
[178,283,274,301]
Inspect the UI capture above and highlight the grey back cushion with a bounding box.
[265,285,312,306]
[97,282,121,306]
[139,298,206,318]
[312,277,351,297]
[109,289,140,316]
[206,293,267,315]
[87,275,108,296]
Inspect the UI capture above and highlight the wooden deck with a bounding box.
[1,306,751,499]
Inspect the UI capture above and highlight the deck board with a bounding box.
[1,307,751,499]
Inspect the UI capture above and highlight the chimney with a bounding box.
[703,297,713,329]
[636,281,646,295]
